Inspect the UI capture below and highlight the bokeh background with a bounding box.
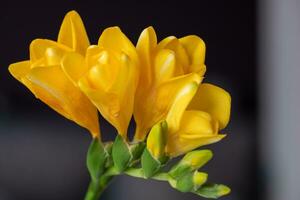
[0,0,299,200]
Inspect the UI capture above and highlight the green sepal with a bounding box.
[130,142,146,161]
[194,184,231,199]
[112,135,132,172]
[158,155,169,165]
[87,138,107,182]
[168,163,191,180]
[169,150,212,179]
[175,171,194,192]
[104,142,113,168]
[141,148,161,178]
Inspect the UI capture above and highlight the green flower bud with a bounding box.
[170,171,207,193]
[194,184,231,199]
[146,121,168,160]
[169,150,212,179]
[193,171,208,190]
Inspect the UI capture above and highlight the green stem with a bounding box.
[84,166,170,200]
[124,167,170,181]
[84,166,119,200]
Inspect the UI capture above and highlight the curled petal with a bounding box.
[188,83,231,129]
[179,35,206,76]
[179,35,206,66]
[134,73,202,141]
[61,52,89,86]
[136,26,157,88]
[79,54,138,137]
[154,49,175,84]
[57,10,90,55]
[26,65,100,138]
[157,36,189,75]
[98,27,138,65]
[8,61,36,94]
[166,110,225,157]
[29,39,71,64]
[8,61,31,81]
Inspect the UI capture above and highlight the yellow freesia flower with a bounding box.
[137,27,231,156]
[62,27,139,138]
[8,11,100,138]
[165,83,231,157]
[134,26,206,141]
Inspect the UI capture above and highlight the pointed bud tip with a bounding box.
[193,172,207,187]
[217,185,231,196]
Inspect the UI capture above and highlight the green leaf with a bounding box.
[112,135,132,172]
[141,148,161,178]
[194,184,231,199]
[87,138,107,182]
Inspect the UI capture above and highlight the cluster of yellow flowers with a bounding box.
[9,11,231,158]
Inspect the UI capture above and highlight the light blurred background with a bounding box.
[0,0,298,200]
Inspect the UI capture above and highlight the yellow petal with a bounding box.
[157,36,189,75]
[188,83,231,129]
[154,49,175,84]
[98,27,138,65]
[146,121,168,159]
[179,110,218,136]
[166,110,225,157]
[8,61,36,94]
[134,73,201,141]
[29,39,71,64]
[26,65,99,138]
[156,36,176,50]
[86,52,115,91]
[61,52,89,86]
[179,35,206,76]
[179,35,206,66]
[85,45,104,67]
[136,26,157,88]
[79,53,138,137]
[8,61,31,80]
[57,10,90,55]
[165,74,202,134]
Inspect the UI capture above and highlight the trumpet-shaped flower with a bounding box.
[62,27,139,138]
[165,83,231,157]
[134,27,206,141]
[8,11,100,138]
[137,27,231,156]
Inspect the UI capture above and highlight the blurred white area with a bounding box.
[259,1,300,200]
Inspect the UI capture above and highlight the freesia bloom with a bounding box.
[134,27,205,141]
[165,83,231,156]
[8,11,100,138]
[137,27,231,156]
[62,27,139,138]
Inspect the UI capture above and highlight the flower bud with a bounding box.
[195,184,231,198]
[193,171,208,190]
[181,150,213,170]
[170,171,207,193]
[169,150,212,178]
[146,121,168,159]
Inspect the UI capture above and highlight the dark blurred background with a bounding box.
[1,1,257,200]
